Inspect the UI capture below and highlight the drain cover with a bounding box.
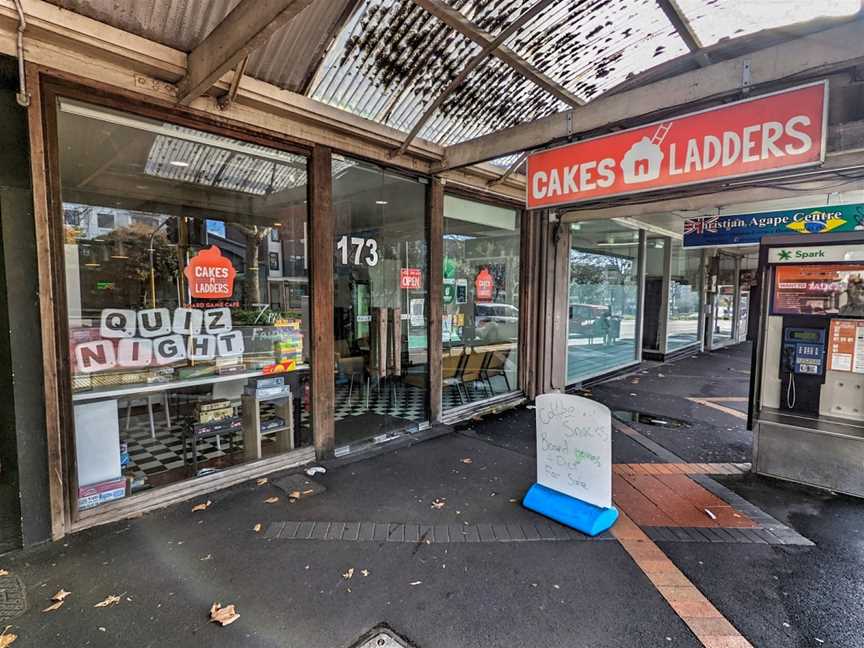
[349,625,414,648]
[0,572,27,622]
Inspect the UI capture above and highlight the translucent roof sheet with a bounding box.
[676,0,860,47]
[45,0,863,151]
[311,0,689,145]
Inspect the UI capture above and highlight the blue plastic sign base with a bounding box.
[523,483,619,537]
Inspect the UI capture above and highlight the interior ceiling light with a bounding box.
[169,160,190,168]
[375,200,388,205]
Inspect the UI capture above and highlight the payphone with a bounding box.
[779,326,826,412]
[751,232,864,498]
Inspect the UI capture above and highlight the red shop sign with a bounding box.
[526,82,827,209]
[400,268,422,290]
[184,246,237,299]
[475,268,494,302]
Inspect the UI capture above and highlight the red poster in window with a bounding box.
[400,268,422,290]
[184,246,237,299]
[475,268,494,302]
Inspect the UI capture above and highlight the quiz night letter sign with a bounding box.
[522,393,618,536]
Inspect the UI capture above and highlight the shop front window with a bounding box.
[57,99,310,511]
[442,197,520,410]
[567,222,640,384]
[331,156,428,449]
[668,240,702,351]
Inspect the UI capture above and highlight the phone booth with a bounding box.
[750,232,864,497]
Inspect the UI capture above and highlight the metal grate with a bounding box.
[350,624,415,648]
[0,572,27,623]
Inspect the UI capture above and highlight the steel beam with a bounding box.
[394,0,558,157]
[177,0,317,105]
[412,0,584,109]
[438,19,864,170]
[656,0,710,67]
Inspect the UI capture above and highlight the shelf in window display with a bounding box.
[71,365,310,402]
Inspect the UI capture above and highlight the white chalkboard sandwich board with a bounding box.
[522,393,618,536]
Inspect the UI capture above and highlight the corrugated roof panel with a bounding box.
[45,0,238,51]
[245,0,359,92]
[45,0,361,93]
[311,0,483,127]
[676,0,861,47]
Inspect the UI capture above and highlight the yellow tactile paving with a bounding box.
[688,397,748,420]
[612,511,754,648]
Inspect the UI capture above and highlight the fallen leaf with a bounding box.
[253,524,262,533]
[256,478,268,486]
[51,590,71,602]
[461,458,473,464]
[289,490,301,499]
[191,500,212,512]
[302,489,314,495]
[361,569,369,577]
[200,554,212,561]
[342,568,354,580]
[431,498,446,510]
[43,600,64,612]
[409,581,422,586]
[264,497,279,504]
[94,594,121,608]
[0,570,8,577]
[209,602,240,627]
[0,626,16,648]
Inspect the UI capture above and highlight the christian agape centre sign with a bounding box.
[526,82,827,208]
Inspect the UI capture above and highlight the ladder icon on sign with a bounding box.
[651,122,672,145]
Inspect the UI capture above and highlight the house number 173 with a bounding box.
[337,236,379,267]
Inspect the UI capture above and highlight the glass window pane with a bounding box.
[567,222,640,384]
[713,253,736,344]
[332,156,428,447]
[442,196,520,411]
[668,240,702,351]
[58,100,310,509]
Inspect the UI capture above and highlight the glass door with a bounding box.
[332,157,428,450]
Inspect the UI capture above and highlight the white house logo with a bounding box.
[621,123,671,184]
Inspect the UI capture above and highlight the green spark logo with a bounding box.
[778,250,792,261]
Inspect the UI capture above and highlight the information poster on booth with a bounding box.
[828,319,864,373]
[535,393,612,509]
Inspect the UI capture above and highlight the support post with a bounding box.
[427,177,444,422]
[26,64,66,540]
[308,145,334,457]
[519,209,539,399]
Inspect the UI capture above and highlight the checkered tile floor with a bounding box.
[334,380,426,423]
[122,376,511,485]
[124,418,228,483]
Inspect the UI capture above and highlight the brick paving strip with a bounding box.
[612,511,755,648]
[263,520,617,543]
